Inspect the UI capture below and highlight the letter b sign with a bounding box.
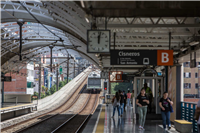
[157,50,173,66]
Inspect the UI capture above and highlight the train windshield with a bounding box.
[88,78,101,88]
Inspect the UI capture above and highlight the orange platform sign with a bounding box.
[116,74,122,80]
[157,50,173,66]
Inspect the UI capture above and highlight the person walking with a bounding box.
[127,90,131,107]
[119,90,125,117]
[142,83,153,113]
[159,92,173,131]
[136,88,149,130]
[111,92,121,118]
[123,90,127,112]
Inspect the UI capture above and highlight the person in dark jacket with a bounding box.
[123,90,127,112]
[118,90,125,116]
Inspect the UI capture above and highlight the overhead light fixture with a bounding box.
[180,47,187,51]
[189,41,199,46]
[173,51,179,55]
[85,18,89,23]
[81,1,85,8]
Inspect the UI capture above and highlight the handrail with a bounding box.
[181,102,198,133]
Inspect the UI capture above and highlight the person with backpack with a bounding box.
[159,91,173,131]
[123,90,127,112]
[136,88,149,130]
[119,90,125,116]
[111,92,121,118]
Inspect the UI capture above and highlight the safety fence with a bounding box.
[181,102,198,133]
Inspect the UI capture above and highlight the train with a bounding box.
[87,70,102,91]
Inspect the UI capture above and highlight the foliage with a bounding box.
[111,82,133,95]
[32,78,72,100]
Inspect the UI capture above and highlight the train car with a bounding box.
[87,70,102,91]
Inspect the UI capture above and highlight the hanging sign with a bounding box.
[1,76,12,82]
[110,50,173,66]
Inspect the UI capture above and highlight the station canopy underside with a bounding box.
[1,1,200,73]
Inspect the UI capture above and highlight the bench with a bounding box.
[174,120,192,133]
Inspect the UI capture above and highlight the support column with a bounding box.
[165,66,168,92]
[56,65,59,91]
[17,20,24,61]
[67,54,69,83]
[176,65,182,119]
[38,57,41,99]
[1,72,5,107]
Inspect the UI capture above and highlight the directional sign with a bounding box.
[111,50,173,66]
[1,76,12,82]
[111,50,157,65]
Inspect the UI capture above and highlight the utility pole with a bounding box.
[49,46,54,72]
[67,53,69,83]
[17,19,24,61]
[73,59,75,78]
[38,57,41,99]
[56,65,59,91]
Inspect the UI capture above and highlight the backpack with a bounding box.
[113,98,120,107]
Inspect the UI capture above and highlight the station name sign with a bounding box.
[110,50,173,66]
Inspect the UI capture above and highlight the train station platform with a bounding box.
[1,103,37,121]
[93,104,179,133]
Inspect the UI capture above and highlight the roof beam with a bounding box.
[97,24,200,28]
[111,38,185,43]
[115,32,195,37]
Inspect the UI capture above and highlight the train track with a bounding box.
[51,93,99,133]
[1,77,88,133]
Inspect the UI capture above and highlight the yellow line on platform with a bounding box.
[1,103,34,110]
[96,105,105,133]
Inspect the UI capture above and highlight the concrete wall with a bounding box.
[33,68,91,110]
[4,94,31,103]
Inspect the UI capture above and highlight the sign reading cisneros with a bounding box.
[111,50,157,65]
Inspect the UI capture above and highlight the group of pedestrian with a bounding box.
[112,83,174,131]
[136,83,173,131]
[111,90,133,118]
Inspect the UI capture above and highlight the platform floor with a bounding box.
[96,104,179,133]
[1,103,29,108]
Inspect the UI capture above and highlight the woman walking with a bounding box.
[127,90,131,107]
[111,92,121,118]
[159,92,173,131]
[136,88,149,130]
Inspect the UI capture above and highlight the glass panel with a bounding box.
[156,79,162,114]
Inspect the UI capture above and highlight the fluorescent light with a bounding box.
[85,18,89,23]
[180,47,187,51]
[173,52,179,55]
[189,41,199,46]
[81,1,85,8]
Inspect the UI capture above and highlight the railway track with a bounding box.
[1,77,88,133]
[52,93,99,133]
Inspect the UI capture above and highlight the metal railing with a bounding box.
[181,102,198,133]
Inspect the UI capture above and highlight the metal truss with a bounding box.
[96,17,200,50]
[1,1,100,72]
